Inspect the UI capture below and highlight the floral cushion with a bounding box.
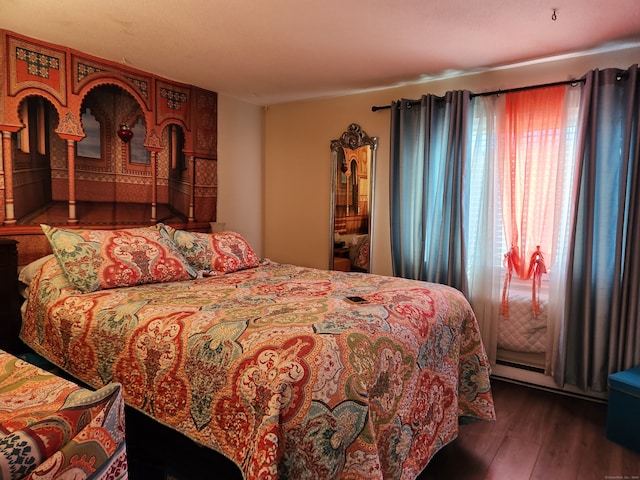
[171,229,260,274]
[350,235,370,270]
[0,352,128,480]
[42,224,197,293]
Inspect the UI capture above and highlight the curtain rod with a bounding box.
[371,77,585,112]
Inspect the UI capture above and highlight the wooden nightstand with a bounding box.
[0,239,23,354]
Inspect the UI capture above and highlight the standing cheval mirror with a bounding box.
[329,124,377,272]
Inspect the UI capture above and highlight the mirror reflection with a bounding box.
[330,124,377,272]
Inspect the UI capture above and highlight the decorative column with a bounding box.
[188,155,196,222]
[66,139,78,224]
[2,131,15,224]
[150,151,157,223]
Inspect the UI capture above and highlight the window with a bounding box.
[36,98,46,155]
[168,124,186,170]
[18,100,30,153]
[468,93,580,268]
[15,97,48,158]
[129,117,150,165]
[467,86,581,316]
[77,107,102,159]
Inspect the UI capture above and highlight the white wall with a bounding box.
[263,46,640,276]
[217,95,264,256]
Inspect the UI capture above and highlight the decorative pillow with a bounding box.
[18,253,55,287]
[350,235,370,270]
[41,224,197,293]
[172,229,260,274]
[18,254,56,298]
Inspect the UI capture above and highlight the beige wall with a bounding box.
[218,46,640,274]
[260,46,640,276]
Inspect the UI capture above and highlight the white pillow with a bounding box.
[18,254,55,298]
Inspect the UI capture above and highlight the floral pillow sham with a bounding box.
[170,229,260,274]
[42,224,197,293]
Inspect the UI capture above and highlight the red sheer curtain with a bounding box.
[498,86,570,317]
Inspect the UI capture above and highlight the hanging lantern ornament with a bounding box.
[117,123,133,143]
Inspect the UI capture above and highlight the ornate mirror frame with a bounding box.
[329,123,378,272]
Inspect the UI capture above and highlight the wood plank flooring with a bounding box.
[420,379,640,480]
[126,377,640,479]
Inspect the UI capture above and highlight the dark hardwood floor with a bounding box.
[421,379,640,480]
[125,378,640,479]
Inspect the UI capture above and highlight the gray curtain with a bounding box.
[558,65,640,391]
[389,91,470,295]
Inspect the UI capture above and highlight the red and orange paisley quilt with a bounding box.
[0,350,128,480]
[21,257,495,480]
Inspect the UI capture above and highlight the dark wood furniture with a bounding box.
[0,238,23,354]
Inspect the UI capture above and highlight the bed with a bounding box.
[19,224,495,480]
[0,349,128,479]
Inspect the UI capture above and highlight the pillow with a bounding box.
[41,224,197,293]
[18,254,56,298]
[172,229,260,274]
[18,254,56,287]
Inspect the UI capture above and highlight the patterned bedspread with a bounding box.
[0,350,128,480]
[21,257,495,480]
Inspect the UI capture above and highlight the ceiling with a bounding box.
[1,0,640,106]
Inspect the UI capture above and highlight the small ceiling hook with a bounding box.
[551,9,557,21]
